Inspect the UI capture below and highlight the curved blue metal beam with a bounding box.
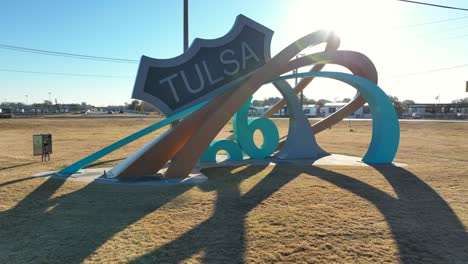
[270,72,399,164]
[60,74,256,175]
[57,102,208,175]
[60,71,398,175]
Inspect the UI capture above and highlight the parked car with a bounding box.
[411,113,422,119]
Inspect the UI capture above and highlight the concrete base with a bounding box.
[33,154,405,186]
[34,166,208,186]
[208,153,406,168]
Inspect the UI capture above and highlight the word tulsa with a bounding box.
[159,42,261,103]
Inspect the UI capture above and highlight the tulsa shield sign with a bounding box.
[132,15,273,116]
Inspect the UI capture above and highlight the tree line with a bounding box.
[251,95,419,117]
[3,96,467,116]
[251,95,350,108]
[130,96,468,117]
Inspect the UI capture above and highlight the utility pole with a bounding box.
[294,54,306,109]
[184,0,189,51]
[294,68,304,108]
[48,92,51,103]
[173,0,189,128]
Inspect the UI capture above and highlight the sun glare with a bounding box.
[286,0,398,47]
[271,0,401,103]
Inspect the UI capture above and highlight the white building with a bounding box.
[303,104,319,117]
[249,106,270,116]
[248,102,371,119]
[320,102,371,118]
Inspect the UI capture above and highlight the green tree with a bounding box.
[301,95,316,105]
[251,100,262,107]
[316,99,331,107]
[136,102,144,112]
[452,97,468,104]
[388,95,404,117]
[127,100,141,111]
[142,101,159,112]
[401,99,415,114]
[2,102,25,108]
[402,99,415,105]
[264,97,281,106]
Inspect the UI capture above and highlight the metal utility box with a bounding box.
[33,134,52,156]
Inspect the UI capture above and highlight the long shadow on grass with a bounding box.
[131,165,467,263]
[0,177,193,263]
[301,165,467,263]
[2,165,465,263]
[128,164,298,263]
[0,162,36,171]
[0,176,36,187]
[84,158,125,169]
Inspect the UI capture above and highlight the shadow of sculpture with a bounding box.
[0,177,193,263]
[0,176,36,188]
[300,165,468,263]
[128,164,298,263]
[1,164,465,263]
[84,158,126,169]
[0,162,36,172]
[130,165,467,263]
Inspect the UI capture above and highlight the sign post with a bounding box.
[172,0,190,128]
[184,0,188,51]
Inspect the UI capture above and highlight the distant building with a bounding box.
[320,102,346,117]
[303,104,319,117]
[0,108,13,118]
[250,106,270,116]
[248,103,371,118]
[408,103,468,119]
[274,106,288,117]
[320,102,371,118]
[248,105,288,117]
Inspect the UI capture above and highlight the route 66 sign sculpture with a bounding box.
[60,14,399,179]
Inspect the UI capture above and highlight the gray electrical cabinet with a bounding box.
[33,134,52,156]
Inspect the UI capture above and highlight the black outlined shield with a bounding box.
[132,14,273,116]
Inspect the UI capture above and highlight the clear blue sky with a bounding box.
[1,0,467,106]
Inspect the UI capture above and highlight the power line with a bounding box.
[372,27,468,43]
[418,33,468,45]
[1,13,468,64]
[0,13,467,66]
[382,64,468,80]
[0,44,139,64]
[1,62,466,81]
[396,24,468,45]
[398,0,468,12]
[397,15,468,29]
[0,11,466,80]
[0,69,133,79]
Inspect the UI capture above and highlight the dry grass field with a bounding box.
[0,117,467,263]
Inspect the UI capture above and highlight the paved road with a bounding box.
[338,118,468,123]
[8,114,468,123]
[268,117,468,123]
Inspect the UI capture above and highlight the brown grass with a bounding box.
[0,117,467,263]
